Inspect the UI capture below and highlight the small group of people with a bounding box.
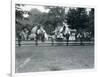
[52,24,93,46]
[53,31,70,46]
[16,24,47,46]
[16,23,93,47]
[76,31,93,44]
[16,28,31,46]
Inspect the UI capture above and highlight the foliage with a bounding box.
[15,4,24,20]
[15,4,31,33]
[88,8,94,36]
[15,4,94,37]
[66,8,89,32]
[43,6,65,35]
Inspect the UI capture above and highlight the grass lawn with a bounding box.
[15,45,94,73]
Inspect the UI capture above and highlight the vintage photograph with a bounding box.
[15,4,94,73]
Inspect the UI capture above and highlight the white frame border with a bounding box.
[11,0,96,77]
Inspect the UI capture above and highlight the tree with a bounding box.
[15,4,31,32]
[43,6,65,35]
[15,4,25,20]
[48,6,65,25]
[88,8,94,37]
[66,8,89,32]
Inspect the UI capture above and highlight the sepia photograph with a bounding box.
[15,4,94,73]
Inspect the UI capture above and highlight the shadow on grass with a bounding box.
[49,66,62,71]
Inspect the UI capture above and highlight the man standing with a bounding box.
[35,25,40,46]
[65,32,70,46]
[77,32,84,45]
[17,31,22,47]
